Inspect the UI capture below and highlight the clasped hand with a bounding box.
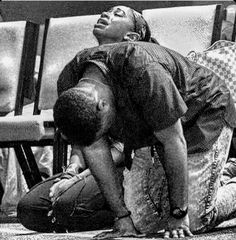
[164,214,193,238]
[49,176,79,203]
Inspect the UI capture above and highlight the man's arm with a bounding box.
[154,119,193,238]
[49,142,124,204]
[65,144,86,173]
[81,136,140,239]
[154,118,188,211]
[81,136,128,216]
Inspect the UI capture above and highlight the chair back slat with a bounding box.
[35,14,99,112]
[231,9,236,42]
[143,4,223,56]
[0,21,39,115]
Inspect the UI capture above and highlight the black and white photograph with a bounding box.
[0,1,236,239]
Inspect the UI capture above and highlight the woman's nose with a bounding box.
[101,11,110,18]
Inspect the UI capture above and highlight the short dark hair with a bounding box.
[53,88,101,146]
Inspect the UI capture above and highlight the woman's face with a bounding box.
[93,6,135,44]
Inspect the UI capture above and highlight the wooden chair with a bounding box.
[142,4,223,56]
[231,15,236,42]
[34,14,100,174]
[0,21,40,188]
[230,7,236,42]
[220,5,236,41]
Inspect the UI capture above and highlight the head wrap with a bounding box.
[131,9,151,42]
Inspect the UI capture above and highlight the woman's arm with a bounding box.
[81,136,129,217]
[110,141,125,166]
[66,140,124,173]
[64,144,86,173]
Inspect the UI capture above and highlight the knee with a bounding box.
[17,193,52,232]
[17,196,33,230]
[17,195,35,229]
[17,194,29,223]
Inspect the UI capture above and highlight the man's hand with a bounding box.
[164,214,193,238]
[93,216,145,239]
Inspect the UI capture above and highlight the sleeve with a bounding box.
[110,140,124,153]
[57,48,93,96]
[57,56,80,96]
[130,62,188,131]
[57,47,110,96]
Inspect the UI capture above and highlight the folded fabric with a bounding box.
[187,40,236,103]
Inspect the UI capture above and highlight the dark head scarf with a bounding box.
[131,9,151,42]
[130,8,159,44]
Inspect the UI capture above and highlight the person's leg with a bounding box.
[187,125,234,233]
[17,173,61,232]
[221,158,236,185]
[53,174,116,232]
[17,172,116,232]
[214,177,236,225]
[123,147,169,234]
[123,125,234,234]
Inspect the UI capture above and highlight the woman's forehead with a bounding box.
[109,5,133,15]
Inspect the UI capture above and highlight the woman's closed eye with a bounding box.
[114,9,126,17]
[108,8,126,17]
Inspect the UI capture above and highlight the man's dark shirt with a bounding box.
[57,41,236,154]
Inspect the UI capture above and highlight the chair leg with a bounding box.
[53,130,60,174]
[53,130,68,174]
[22,145,42,184]
[61,138,68,170]
[0,180,4,205]
[14,145,42,189]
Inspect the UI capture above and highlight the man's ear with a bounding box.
[123,32,140,42]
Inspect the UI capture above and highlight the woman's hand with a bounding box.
[164,214,193,238]
[49,177,78,203]
[49,168,91,203]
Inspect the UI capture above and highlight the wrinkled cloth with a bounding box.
[17,141,122,232]
[58,41,236,155]
[17,126,236,234]
[17,173,115,232]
